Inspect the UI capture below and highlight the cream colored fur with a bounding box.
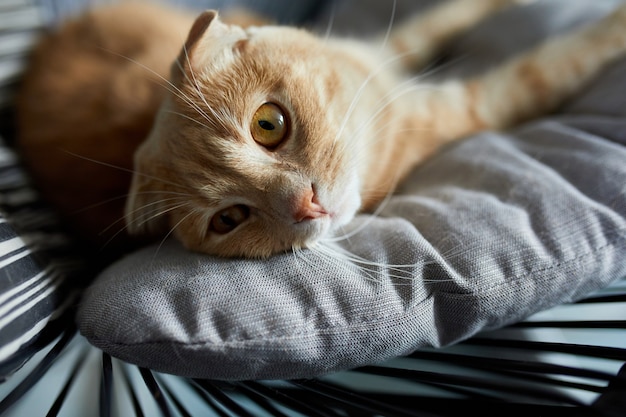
[16,0,626,258]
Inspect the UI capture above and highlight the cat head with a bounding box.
[125,10,363,258]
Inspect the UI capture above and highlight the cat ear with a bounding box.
[181,9,241,60]
[174,9,247,80]
[184,10,220,53]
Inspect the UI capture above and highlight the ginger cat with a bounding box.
[16,0,626,258]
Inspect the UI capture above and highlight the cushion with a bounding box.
[77,0,626,380]
[0,0,329,381]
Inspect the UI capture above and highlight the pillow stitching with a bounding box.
[84,234,625,348]
[437,236,624,296]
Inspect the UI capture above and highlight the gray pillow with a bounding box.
[77,1,626,380]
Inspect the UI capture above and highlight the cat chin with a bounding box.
[290,210,345,249]
[293,216,331,246]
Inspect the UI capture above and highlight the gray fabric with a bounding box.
[77,1,626,380]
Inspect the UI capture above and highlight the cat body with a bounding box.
[17,0,626,258]
[17,3,195,252]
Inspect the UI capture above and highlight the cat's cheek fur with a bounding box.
[326,174,362,232]
[175,217,330,258]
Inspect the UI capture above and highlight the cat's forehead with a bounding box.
[175,26,334,128]
[162,23,342,192]
[189,24,325,85]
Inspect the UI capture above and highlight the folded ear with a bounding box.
[184,10,220,53]
[125,173,169,237]
[173,9,247,82]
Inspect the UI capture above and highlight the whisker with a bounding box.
[99,196,191,236]
[180,44,232,129]
[100,201,191,250]
[317,242,413,285]
[73,190,193,215]
[291,246,319,273]
[340,120,428,173]
[334,78,441,168]
[334,46,441,146]
[62,150,192,191]
[377,0,397,56]
[164,110,215,130]
[152,210,197,262]
[98,46,217,128]
[306,243,370,280]
[133,201,191,230]
[313,242,414,279]
[325,189,396,243]
[321,1,337,43]
[346,83,438,150]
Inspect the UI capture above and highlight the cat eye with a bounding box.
[250,103,288,148]
[210,204,250,234]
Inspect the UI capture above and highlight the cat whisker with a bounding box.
[307,242,377,282]
[179,45,234,130]
[321,1,337,44]
[335,27,459,156]
[376,0,397,56]
[73,190,193,215]
[333,123,419,185]
[152,209,197,262]
[98,46,217,128]
[334,83,443,181]
[314,241,411,275]
[62,150,193,192]
[326,185,397,243]
[134,201,192,228]
[104,197,190,235]
[291,246,320,274]
[354,84,437,138]
[95,201,189,254]
[70,194,131,214]
[343,124,435,177]
[313,241,449,284]
[135,190,193,198]
[100,200,191,250]
[335,79,439,163]
[308,242,397,283]
[335,46,441,146]
[164,110,215,130]
[99,196,191,236]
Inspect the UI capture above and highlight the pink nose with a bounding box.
[293,188,327,223]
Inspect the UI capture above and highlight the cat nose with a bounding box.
[293,188,327,223]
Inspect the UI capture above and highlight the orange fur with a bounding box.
[16,0,626,258]
[16,2,266,254]
[16,3,193,253]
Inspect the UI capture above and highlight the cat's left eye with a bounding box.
[210,205,250,234]
[251,103,288,148]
